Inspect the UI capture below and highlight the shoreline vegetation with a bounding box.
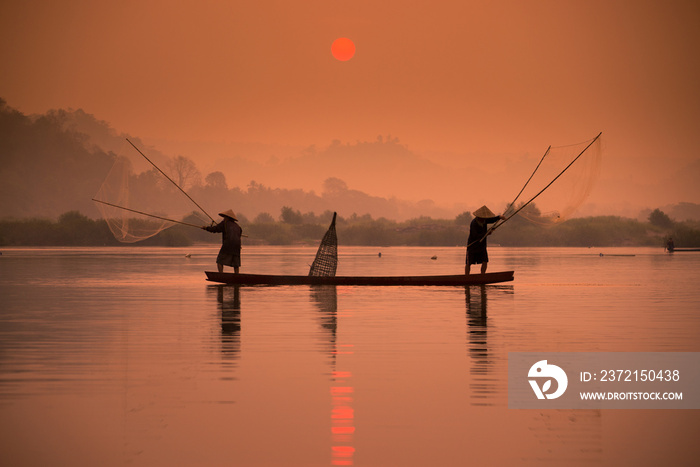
[1,208,698,248]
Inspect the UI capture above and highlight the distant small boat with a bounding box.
[205,271,514,286]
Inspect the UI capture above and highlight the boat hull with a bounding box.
[205,271,515,286]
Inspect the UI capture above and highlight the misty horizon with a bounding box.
[1,101,698,224]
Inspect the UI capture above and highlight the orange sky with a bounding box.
[2,0,699,211]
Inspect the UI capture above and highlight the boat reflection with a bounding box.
[310,285,338,356]
[208,285,241,365]
[465,284,513,406]
[309,285,356,466]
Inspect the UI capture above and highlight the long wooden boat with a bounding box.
[205,270,514,286]
[669,248,700,252]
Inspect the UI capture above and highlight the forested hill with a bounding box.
[0,99,115,219]
[0,100,457,221]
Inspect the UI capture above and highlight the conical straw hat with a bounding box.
[472,205,495,218]
[218,209,238,221]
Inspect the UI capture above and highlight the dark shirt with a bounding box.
[467,216,501,254]
[205,218,242,254]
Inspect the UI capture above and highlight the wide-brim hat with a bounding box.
[218,209,238,221]
[473,205,496,218]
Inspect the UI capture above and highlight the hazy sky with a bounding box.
[2,0,699,210]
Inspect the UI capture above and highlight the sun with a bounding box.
[331,37,356,61]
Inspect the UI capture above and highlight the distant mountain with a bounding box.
[663,202,700,222]
[0,101,470,221]
[32,105,498,219]
[211,137,508,215]
[4,99,696,223]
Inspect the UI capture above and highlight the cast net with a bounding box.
[93,141,209,243]
[506,133,603,226]
[309,212,338,276]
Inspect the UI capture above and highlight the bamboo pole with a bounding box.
[92,198,205,228]
[492,132,602,233]
[508,145,551,210]
[471,145,552,247]
[467,132,602,248]
[92,199,249,236]
[126,138,215,222]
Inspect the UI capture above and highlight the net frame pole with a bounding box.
[126,139,215,223]
[467,132,602,248]
[92,198,204,229]
[475,145,552,247]
[490,132,602,235]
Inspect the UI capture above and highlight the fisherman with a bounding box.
[666,237,675,252]
[203,209,243,273]
[466,206,506,275]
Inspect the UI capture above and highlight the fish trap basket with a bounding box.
[309,212,338,277]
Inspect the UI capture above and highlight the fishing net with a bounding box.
[93,141,209,243]
[309,212,338,276]
[507,134,603,226]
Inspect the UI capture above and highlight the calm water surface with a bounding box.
[1,246,699,466]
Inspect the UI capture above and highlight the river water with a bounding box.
[0,245,698,466]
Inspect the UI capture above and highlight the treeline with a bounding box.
[2,208,699,248]
[0,211,193,247]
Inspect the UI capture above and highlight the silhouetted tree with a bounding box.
[166,155,201,190]
[322,177,348,194]
[205,171,227,189]
[280,206,303,224]
[649,208,674,229]
[254,212,275,223]
[455,211,473,225]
